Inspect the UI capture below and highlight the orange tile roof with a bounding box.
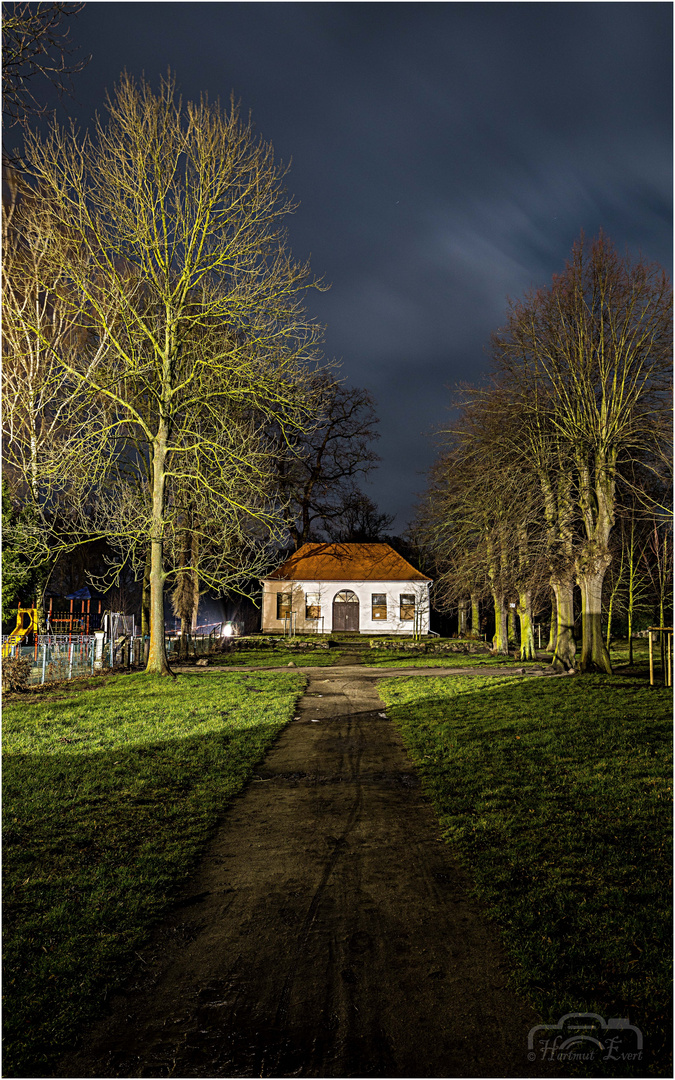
[264,543,432,582]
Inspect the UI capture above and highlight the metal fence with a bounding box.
[2,632,219,686]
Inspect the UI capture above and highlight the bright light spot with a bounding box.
[223,623,233,637]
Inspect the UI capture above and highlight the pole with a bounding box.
[42,643,47,684]
[667,632,672,689]
[660,630,666,685]
[648,629,654,686]
[68,642,74,679]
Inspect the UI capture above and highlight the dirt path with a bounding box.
[59,664,557,1078]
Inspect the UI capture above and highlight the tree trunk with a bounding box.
[470,593,480,636]
[458,598,468,637]
[577,566,613,674]
[190,531,200,633]
[179,615,190,659]
[507,606,517,646]
[517,589,536,660]
[491,591,509,654]
[146,431,172,676]
[141,546,151,638]
[551,577,576,671]
[605,591,614,652]
[576,455,614,674]
[546,590,557,652]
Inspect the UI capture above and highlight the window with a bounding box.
[305,592,321,619]
[276,592,292,619]
[372,593,387,620]
[400,594,415,620]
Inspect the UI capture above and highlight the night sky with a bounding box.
[40,2,673,530]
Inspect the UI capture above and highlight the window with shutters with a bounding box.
[276,592,292,619]
[371,593,387,620]
[400,594,415,620]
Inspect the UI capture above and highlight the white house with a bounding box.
[260,542,432,635]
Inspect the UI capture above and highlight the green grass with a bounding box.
[608,636,656,671]
[364,650,513,668]
[3,669,304,1076]
[206,647,346,667]
[378,673,672,1076]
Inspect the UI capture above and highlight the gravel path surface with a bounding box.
[59,663,560,1078]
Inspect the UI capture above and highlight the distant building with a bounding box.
[260,542,432,635]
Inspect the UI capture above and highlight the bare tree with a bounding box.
[17,73,325,674]
[277,377,381,548]
[2,166,111,618]
[2,1,89,128]
[325,491,394,543]
[419,388,549,656]
[492,233,672,672]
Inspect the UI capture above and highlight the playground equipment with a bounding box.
[47,589,103,637]
[2,604,39,658]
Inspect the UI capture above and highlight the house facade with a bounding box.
[260,542,432,635]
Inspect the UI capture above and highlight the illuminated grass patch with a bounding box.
[208,647,346,667]
[3,670,304,1076]
[363,651,514,668]
[379,673,672,1076]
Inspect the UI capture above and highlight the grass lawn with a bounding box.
[378,673,672,1076]
[205,647,346,668]
[3,669,304,1076]
[363,651,512,668]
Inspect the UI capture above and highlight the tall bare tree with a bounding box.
[17,73,325,674]
[2,166,111,619]
[325,491,394,543]
[277,377,381,548]
[492,233,672,672]
[419,388,548,656]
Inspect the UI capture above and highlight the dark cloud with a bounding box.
[54,2,672,527]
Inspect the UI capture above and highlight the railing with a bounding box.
[1,632,221,686]
[282,612,297,638]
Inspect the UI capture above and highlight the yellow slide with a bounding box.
[2,605,38,659]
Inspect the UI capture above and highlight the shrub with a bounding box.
[2,654,33,692]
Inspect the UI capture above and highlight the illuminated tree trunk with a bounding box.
[141,547,151,638]
[551,577,576,671]
[507,606,517,645]
[578,568,612,673]
[577,555,613,674]
[547,590,557,652]
[471,592,480,636]
[147,426,172,676]
[491,591,509,654]
[487,529,508,654]
[576,459,614,673]
[517,589,536,660]
[458,597,468,636]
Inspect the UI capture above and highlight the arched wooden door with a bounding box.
[332,589,360,632]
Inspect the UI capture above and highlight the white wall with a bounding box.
[262,578,430,635]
